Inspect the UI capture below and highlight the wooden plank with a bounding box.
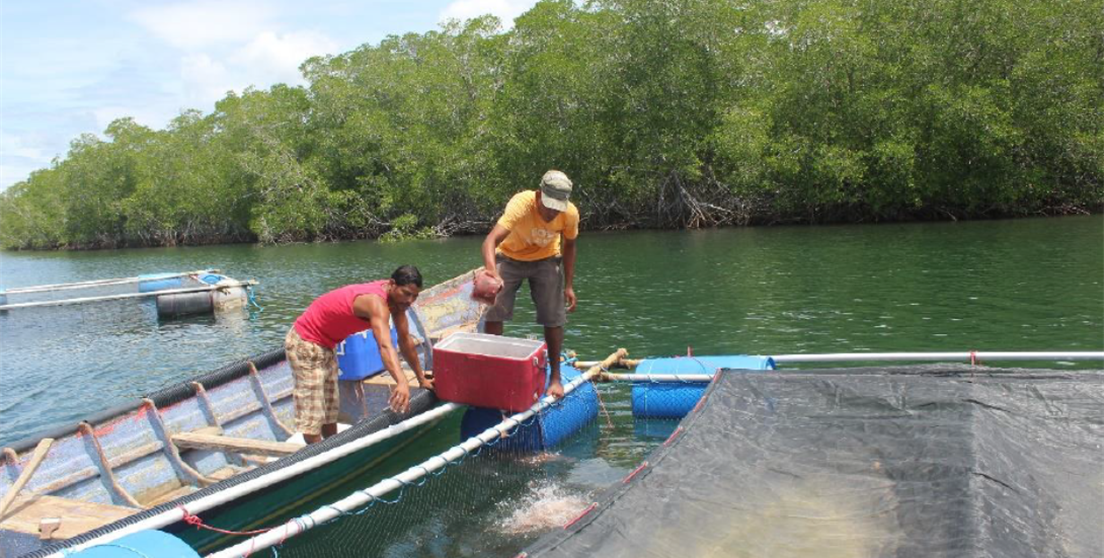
[171,433,300,458]
[0,439,53,518]
[0,495,135,538]
[144,486,197,507]
[364,366,421,387]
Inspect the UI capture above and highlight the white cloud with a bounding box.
[179,53,237,108]
[0,132,55,189]
[439,0,536,28]
[0,132,46,161]
[130,0,277,50]
[91,105,173,133]
[231,31,339,85]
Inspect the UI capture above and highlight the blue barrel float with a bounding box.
[631,355,775,419]
[137,272,185,293]
[460,363,599,452]
[66,530,199,557]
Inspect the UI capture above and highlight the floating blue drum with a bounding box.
[138,272,184,293]
[631,355,775,419]
[460,364,598,452]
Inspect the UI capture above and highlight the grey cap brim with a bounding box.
[540,193,568,212]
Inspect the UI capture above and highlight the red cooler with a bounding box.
[433,332,547,412]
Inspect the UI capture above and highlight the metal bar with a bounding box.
[205,349,630,558]
[2,269,218,295]
[0,280,256,310]
[77,424,143,508]
[770,351,1104,363]
[602,373,714,382]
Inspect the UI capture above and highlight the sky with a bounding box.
[0,0,540,191]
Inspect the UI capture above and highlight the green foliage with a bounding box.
[1,0,1100,250]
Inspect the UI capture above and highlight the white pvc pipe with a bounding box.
[42,402,462,558]
[206,367,606,558]
[599,351,1104,382]
[2,269,218,295]
[0,280,255,310]
[604,373,714,382]
[770,351,1104,363]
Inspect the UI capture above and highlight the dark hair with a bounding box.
[392,265,423,288]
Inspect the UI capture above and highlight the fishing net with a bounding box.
[203,379,666,558]
[524,365,1104,558]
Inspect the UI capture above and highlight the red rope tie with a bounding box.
[623,461,648,484]
[564,502,598,529]
[970,350,979,366]
[664,426,684,447]
[178,506,273,536]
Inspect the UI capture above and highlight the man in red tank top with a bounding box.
[285,265,430,444]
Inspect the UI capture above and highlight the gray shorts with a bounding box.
[485,254,566,327]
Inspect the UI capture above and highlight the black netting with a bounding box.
[525,365,1104,558]
[205,380,648,558]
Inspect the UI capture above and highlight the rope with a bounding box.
[592,366,615,429]
[246,286,264,313]
[179,507,273,536]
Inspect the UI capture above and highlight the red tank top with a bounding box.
[293,280,389,349]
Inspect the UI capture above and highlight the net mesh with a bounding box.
[202,379,670,558]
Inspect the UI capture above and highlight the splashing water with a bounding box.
[497,480,591,534]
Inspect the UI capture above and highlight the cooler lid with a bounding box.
[434,332,544,360]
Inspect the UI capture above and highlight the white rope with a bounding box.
[2,269,218,295]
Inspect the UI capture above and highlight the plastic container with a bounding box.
[199,273,227,285]
[337,326,399,380]
[138,273,184,293]
[433,332,547,412]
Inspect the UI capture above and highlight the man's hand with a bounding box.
[545,379,564,399]
[389,383,411,413]
[418,377,435,391]
[564,287,577,313]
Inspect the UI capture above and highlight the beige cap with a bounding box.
[539,170,572,212]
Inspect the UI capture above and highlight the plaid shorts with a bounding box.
[285,327,340,436]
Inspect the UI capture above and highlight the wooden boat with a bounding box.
[0,270,486,558]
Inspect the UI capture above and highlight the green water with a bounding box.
[1,216,1101,555]
[1,216,1101,445]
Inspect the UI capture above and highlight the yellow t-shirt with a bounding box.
[496,190,580,261]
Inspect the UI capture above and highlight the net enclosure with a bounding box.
[523,365,1104,558]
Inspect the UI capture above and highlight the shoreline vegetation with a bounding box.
[2,0,1101,251]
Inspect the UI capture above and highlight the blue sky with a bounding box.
[0,0,539,190]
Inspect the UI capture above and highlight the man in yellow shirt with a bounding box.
[481,170,579,399]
